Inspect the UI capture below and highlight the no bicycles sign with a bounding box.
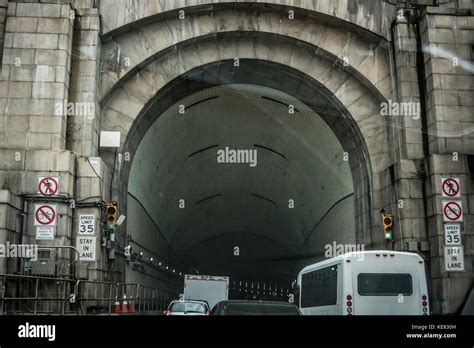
[442,201,463,223]
[34,204,57,226]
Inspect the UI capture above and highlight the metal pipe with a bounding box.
[34,278,39,314]
[17,197,27,275]
[19,193,73,204]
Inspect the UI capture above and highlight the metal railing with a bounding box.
[0,274,175,315]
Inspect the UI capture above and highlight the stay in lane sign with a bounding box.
[77,236,96,261]
[444,246,464,272]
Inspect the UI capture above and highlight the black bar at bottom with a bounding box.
[0,315,472,346]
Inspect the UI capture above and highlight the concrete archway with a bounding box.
[98,4,393,292]
[99,4,391,103]
[111,56,386,291]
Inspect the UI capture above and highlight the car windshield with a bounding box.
[226,303,300,315]
[170,302,207,313]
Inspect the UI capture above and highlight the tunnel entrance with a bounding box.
[121,60,372,299]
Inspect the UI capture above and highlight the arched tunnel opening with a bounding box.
[1,0,472,326]
[120,60,372,300]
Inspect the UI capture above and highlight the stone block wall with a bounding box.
[391,12,425,162]
[66,6,100,156]
[420,7,474,314]
[0,0,7,65]
[74,156,115,282]
[0,190,22,275]
[425,155,473,313]
[385,9,428,258]
[0,1,119,283]
[422,7,474,156]
[1,1,74,151]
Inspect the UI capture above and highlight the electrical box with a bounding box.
[30,250,56,276]
[108,248,115,260]
[420,241,430,251]
[100,131,121,148]
[407,241,418,251]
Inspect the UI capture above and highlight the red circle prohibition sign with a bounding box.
[444,202,462,221]
[39,177,58,196]
[442,178,459,197]
[36,205,56,225]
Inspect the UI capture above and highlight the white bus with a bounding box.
[297,251,429,315]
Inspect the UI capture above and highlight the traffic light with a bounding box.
[383,213,394,241]
[105,202,118,230]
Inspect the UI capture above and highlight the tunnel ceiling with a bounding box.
[128,83,353,279]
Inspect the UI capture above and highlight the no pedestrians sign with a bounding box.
[441,177,460,198]
[38,177,59,196]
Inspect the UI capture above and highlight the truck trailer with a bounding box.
[184,275,229,309]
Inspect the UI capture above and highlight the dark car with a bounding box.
[211,300,301,315]
[458,282,474,315]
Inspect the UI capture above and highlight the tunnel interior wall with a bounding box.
[124,194,183,296]
[298,195,356,262]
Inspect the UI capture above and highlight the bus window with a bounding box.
[301,265,338,308]
[357,273,413,296]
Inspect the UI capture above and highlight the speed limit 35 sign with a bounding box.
[444,224,461,246]
[78,215,96,235]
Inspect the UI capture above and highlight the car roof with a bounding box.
[170,300,209,305]
[459,282,474,315]
[299,250,424,274]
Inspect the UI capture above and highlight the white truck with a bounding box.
[184,275,229,309]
